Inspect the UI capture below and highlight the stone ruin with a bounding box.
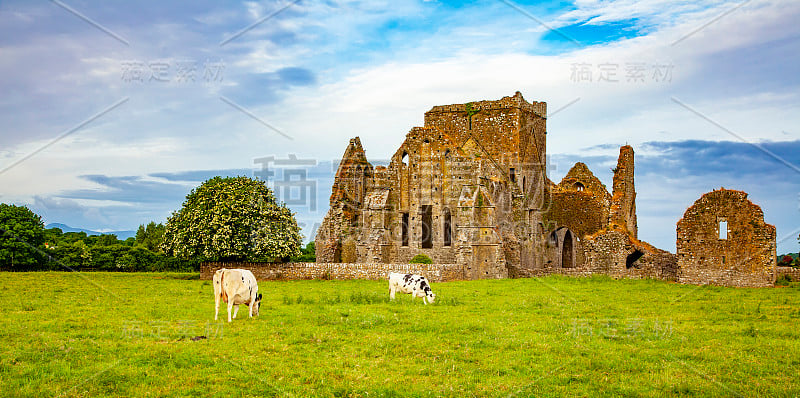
[315,92,777,286]
[676,188,777,287]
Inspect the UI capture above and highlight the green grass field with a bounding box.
[1,272,799,397]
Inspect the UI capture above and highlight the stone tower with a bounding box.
[610,145,637,238]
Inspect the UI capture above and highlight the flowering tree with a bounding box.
[162,176,302,262]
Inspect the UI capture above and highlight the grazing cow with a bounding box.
[388,272,436,304]
[213,268,262,322]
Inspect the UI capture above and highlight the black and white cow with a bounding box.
[388,272,436,304]
[213,268,262,322]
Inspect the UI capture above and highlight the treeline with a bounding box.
[778,253,799,267]
[38,222,201,272]
[0,203,316,272]
[3,219,199,272]
[0,203,194,271]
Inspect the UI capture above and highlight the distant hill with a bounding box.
[45,223,137,240]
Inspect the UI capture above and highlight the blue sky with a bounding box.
[1,0,799,254]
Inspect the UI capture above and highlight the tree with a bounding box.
[135,221,165,252]
[290,241,316,262]
[51,241,90,270]
[0,204,45,269]
[161,176,302,262]
[778,255,794,267]
[94,234,120,247]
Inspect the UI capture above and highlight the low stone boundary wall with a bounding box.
[200,262,464,282]
[776,266,800,281]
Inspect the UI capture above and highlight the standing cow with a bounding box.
[213,268,262,322]
[388,272,436,304]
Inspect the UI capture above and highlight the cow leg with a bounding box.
[214,292,220,321]
[233,304,240,319]
[389,285,396,300]
[248,301,254,318]
[227,300,234,323]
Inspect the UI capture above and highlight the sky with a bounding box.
[1,0,799,254]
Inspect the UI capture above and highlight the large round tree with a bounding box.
[162,176,302,262]
[0,204,45,269]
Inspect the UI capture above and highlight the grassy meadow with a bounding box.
[1,272,799,397]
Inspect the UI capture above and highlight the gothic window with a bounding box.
[444,208,452,247]
[421,205,433,249]
[401,213,409,247]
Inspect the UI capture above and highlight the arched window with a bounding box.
[421,205,433,249]
[444,208,452,247]
[548,230,559,248]
[401,213,409,247]
[574,182,584,191]
[355,165,363,203]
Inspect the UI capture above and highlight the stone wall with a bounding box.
[543,190,608,239]
[676,188,776,287]
[581,230,678,281]
[316,92,547,279]
[200,262,465,282]
[776,266,800,281]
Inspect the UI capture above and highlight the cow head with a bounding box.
[252,293,263,316]
[426,292,436,304]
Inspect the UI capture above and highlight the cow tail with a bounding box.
[220,272,228,303]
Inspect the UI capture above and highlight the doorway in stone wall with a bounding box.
[562,229,574,268]
[626,249,644,269]
[421,205,433,249]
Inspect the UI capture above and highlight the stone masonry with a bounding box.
[316,93,676,282]
[677,188,777,287]
[201,262,463,283]
[316,92,548,279]
[313,93,776,287]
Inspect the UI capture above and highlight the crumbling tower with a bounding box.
[610,145,637,238]
[315,137,373,263]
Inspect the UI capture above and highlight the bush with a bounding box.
[778,255,793,267]
[775,275,792,286]
[410,254,433,264]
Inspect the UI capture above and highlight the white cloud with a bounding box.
[1,0,798,246]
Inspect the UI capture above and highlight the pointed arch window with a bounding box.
[444,208,452,247]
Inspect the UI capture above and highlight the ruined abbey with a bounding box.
[314,92,778,287]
